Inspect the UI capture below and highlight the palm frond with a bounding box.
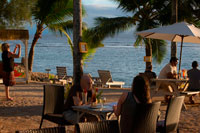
[151,39,167,64]
[134,36,143,47]
[32,0,73,25]
[85,16,134,45]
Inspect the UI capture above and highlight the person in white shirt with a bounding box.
[158,57,178,102]
[158,57,178,79]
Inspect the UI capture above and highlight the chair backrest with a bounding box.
[56,66,67,79]
[164,96,185,132]
[16,126,66,133]
[132,101,161,133]
[75,120,119,133]
[43,85,64,115]
[98,70,113,85]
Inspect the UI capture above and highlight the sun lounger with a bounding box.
[50,66,72,85]
[98,70,125,88]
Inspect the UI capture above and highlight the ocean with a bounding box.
[2,33,200,87]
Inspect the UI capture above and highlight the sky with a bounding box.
[29,0,133,35]
[82,0,117,7]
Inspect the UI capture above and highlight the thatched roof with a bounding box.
[0,29,29,41]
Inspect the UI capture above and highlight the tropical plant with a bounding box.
[49,23,103,64]
[28,0,74,71]
[0,0,35,29]
[85,0,200,69]
[85,0,168,70]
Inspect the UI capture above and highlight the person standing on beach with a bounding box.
[113,75,152,133]
[1,43,21,101]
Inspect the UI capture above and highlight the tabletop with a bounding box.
[72,102,117,122]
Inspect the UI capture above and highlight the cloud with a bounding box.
[83,5,131,27]
[82,0,117,8]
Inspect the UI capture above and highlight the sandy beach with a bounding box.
[0,81,200,133]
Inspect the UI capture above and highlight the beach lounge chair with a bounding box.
[39,85,72,128]
[75,120,120,133]
[51,66,72,85]
[97,70,125,88]
[16,126,66,133]
[157,96,185,133]
[131,101,161,133]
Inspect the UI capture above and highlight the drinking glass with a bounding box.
[102,97,106,106]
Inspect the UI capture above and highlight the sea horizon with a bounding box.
[1,33,200,87]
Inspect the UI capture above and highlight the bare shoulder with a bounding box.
[119,92,128,103]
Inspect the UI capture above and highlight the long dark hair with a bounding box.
[132,75,151,104]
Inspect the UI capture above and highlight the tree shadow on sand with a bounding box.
[0,105,42,117]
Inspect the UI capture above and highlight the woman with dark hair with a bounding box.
[113,75,152,133]
[1,43,21,101]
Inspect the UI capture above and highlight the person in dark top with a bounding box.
[113,75,152,133]
[187,61,200,103]
[144,65,157,86]
[1,43,21,101]
[145,65,157,79]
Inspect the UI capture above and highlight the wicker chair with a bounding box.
[39,85,71,128]
[157,96,185,133]
[130,101,161,133]
[75,120,120,133]
[16,126,66,133]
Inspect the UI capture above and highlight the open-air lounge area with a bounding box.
[1,0,200,133]
[0,79,200,132]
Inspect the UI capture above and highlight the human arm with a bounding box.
[8,44,21,58]
[113,92,128,117]
[166,72,177,79]
[13,45,18,54]
[166,65,178,79]
[73,92,82,106]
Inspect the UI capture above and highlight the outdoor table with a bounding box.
[151,78,188,94]
[151,78,189,110]
[72,102,116,123]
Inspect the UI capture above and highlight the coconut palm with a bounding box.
[85,0,167,69]
[85,0,200,69]
[28,0,74,71]
[49,21,103,64]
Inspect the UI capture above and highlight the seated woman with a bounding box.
[113,75,152,133]
[63,74,97,124]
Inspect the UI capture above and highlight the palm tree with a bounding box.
[85,0,168,70]
[171,0,178,58]
[29,0,73,71]
[85,0,200,70]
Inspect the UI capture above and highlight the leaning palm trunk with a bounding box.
[28,23,43,71]
[73,0,83,87]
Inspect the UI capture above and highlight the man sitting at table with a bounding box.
[187,61,200,103]
[63,74,97,124]
[158,57,179,102]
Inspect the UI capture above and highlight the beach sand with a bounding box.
[0,82,200,132]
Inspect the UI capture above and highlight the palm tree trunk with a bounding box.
[145,39,152,70]
[171,0,178,57]
[28,23,43,71]
[73,0,83,87]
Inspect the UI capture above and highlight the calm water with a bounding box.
[2,34,200,87]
